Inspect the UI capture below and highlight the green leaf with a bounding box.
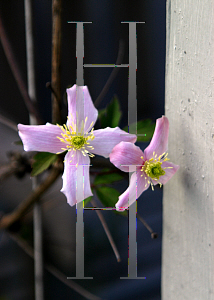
[14,140,23,145]
[31,152,58,176]
[98,95,122,128]
[96,186,127,215]
[96,186,120,207]
[100,168,110,172]
[122,119,155,142]
[94,172,123,185]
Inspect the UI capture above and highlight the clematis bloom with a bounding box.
[18,84,136,206]
[109,116,179,210]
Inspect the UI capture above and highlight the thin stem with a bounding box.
[90,199,121,262]
[8,232,102,300]
[0,163,18,181]
[51,0,62,124]
[94,39,125,108]
[0,166,61,230]
[137,213,158,239]
[0,152,31,182]
[0,13,42,124]
[46,81,60,103]
[0,114,18,131]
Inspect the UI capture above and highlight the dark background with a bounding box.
[0,1,166,299]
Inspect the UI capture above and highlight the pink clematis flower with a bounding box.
[18,84,136,206]
[109,116,179,210]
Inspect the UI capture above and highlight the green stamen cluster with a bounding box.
[140,151,172,191]
[56,115,95,159]
[144,161,165,180]
[72,136,87,149]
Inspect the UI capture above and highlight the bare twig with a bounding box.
[0,165,62,230]
[0,114,18,131]
[0,152,31,182]
[46,81,60,103]
[90,199,121,262]
[0,13,42,124]
[137,213,158,239]
[51,0,62,124]
[8,232,102,300]
[0,163,18,181]
[94,39,125,108]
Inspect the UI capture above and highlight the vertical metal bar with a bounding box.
[24,0,44,298]
[76,23,84,86]
[128,22,138,279]
[76,22,85,279]
[128,170,137,277]
[67,22,92,279]
[128,23,137,133]
[120,22,146,280]
[76,181,84,278]
[67,21,146,280]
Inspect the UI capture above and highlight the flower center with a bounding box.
[140,151,172,191]
[72,136,86,149]
[144,161,165,180]
[56,115,95,158]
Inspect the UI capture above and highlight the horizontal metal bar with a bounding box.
[67,21,92,23]
[84,64,129,67]
[120,277,146,279]
[120,133,146,136]
[121,21,145,23]
[83,207,128,210]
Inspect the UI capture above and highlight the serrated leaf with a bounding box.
[94,172,123,185]
[98,95,122,128]
[31,152,58,176]
[123,119,155,142]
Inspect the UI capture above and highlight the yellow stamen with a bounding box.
[56,114,95,158]
[140,151,171,191]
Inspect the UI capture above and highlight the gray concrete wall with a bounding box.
[162,1,214,299]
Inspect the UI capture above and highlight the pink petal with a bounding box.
[66,85,98,133]
[115,169,148,211]
[109,141,144,172]
[158,161,179,185]
[144,116,169,160]
[61,150,93,206]
[90,127,137,158]
[18,123,65,153]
